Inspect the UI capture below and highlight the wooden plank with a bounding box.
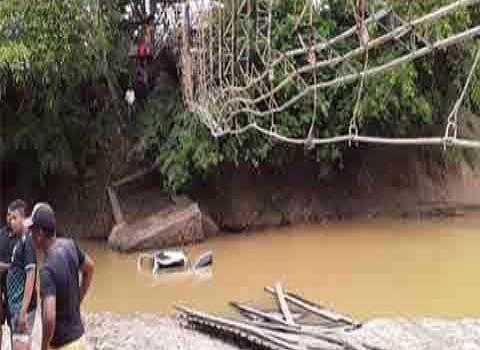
[284,290,327,310]
[243,319,302,334]
[176,306,304,350]
[275,282,296,326]
[111,161,160,188]
[178,305,375,350]
[107,186,125,225]
[265,286,360,327]
[244,318,358,344]
[230,302,301,328]
[259,328,347,350]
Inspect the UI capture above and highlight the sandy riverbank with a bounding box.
[0,313,238,350]
[2,313,480,350]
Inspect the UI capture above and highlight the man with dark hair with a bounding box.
[28,203,94,350]
[6,199,37,350]
[7,201,26,219]
[0,205,19,349]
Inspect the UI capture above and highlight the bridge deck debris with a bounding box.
[177,284,480,350]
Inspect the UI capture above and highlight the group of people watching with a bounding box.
[0,200,94,350]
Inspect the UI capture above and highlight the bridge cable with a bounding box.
[444,44,480,150]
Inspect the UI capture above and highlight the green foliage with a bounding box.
[1,0,479,194]
[359,63,433,136]
[138,88,222,192]
[137,0,479,192]
[0,0,131,180]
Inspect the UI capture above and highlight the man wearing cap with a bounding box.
[6,200,37,350]
[28,203,94,350]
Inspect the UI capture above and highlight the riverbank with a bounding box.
[194,146,480,232]
[1,313,240,350]
[84,314,480,350]
[5,313,479,350]
[85,314,239,350]
[353,318,480,350]
[3,146,480,240]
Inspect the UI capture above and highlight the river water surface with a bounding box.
[80,218,480,320]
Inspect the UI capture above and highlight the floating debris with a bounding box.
[137,249,213,275]
[177,283,379,350]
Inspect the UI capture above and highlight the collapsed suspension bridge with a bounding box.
[173,0,480,149]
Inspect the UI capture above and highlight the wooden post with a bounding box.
[230,302,300,328]
[182,1,194,108]
[107,186,125,226]
[274,282,295,326]
[265,286,359,327]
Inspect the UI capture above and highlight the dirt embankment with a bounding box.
[5,312,479,350]
[3,146,480,238]
[193,146,480,232]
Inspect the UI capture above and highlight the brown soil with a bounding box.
[115,173,172,224]
[4,145,480,238]
[192,146,480,232]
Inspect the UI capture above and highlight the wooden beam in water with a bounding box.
[244,318,363,341]
[176,306,304,350]
[111,161,160,188]
[265,286,360,327]
[250,325,353,350]
[283,290,327,310]
[178,304,379,350]
[274,282,296,326]
[261,329,346,350]
[230,302,301,329]
[107,186,125,225]
[242,319,301,334]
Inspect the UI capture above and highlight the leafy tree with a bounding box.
[0,0,131,181]
[139,0,479,192]
[1,0,478,195]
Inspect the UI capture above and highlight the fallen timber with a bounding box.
[264,287,360,328]
[176,284,380,350]
[274,283,295,326]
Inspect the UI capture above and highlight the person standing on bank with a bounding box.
[0,204,21,349]
[6,200,38,350]
[27,203,95,350]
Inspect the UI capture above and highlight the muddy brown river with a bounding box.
[80,218,480,320]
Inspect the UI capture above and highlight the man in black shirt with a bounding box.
[6,200,37,350]
[27,203,94,350]
[0,207,19,349]
[0,209,18,264]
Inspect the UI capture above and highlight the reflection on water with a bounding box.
[80,217,480,319]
